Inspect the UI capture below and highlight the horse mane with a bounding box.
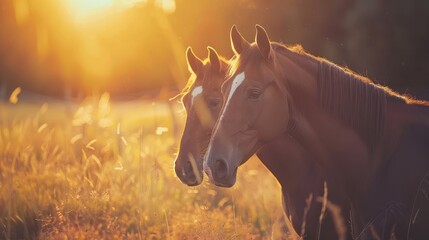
[317,60,387,151]
[273,43,429,151]
[226,55,240,79]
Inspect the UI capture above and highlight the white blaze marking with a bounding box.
[219,72,245,120]
[204,72,245,178]
[191,85,203,106]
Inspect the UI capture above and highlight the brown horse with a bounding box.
[174,47,228,186]
[204,25,429,239]
[175,47,351,239]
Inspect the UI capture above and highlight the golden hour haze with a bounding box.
[1,1,428,239]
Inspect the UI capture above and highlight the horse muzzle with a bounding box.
[204,152,237,187]
[174,154,203,186]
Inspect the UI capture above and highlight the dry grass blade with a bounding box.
[300,193,313,237]
[407,172,429,239]
[187,153,202,184]
[317,181,328,240]
[316,197,347,240]
[9,87,21,104]
[86,139,97,150]
[37,123,48,133]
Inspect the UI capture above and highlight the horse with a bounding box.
[174,47,228,186]
[203,24,429,239]
[175,47,352,239]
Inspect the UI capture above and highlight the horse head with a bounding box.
[204,25,293,187]
[174,47,228,186]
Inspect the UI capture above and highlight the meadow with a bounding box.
[0,93,292,239]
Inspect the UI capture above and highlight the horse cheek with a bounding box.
[257,92,289,141]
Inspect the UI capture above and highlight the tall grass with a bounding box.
[0,94,289,239]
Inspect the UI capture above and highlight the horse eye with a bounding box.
[207,98,221,108]
[247,88,262,100]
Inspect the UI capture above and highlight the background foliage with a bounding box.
[0,0,428,99]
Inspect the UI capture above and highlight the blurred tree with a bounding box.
[345,0,429,96]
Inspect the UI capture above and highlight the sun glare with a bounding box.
[66,0,114,21]
[66,0,175,22]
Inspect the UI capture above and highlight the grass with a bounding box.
[0,93,290,239]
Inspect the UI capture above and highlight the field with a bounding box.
[0,94,292,239]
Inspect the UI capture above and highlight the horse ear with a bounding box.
[255,25,272,60]
[207,46,221,73]
[186,47,204,74]
[230,25,250,55]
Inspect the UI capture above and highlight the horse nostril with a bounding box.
[214,159,228,180]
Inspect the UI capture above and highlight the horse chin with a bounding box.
[176,171,203,186]
[212,167,237,188]
[184,174,203,187]
[213,177,236,188]
[175,168,202,186]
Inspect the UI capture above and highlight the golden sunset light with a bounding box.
[1,0,428,239]
[4,0,183,97]
[66,0,115,21]
[66,0,175,22]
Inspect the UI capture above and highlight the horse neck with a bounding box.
[276,50,372,191]
[258,132,319,186]
[273,50,332,172]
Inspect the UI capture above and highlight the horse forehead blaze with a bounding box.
[190,85,203,106]
[219,72,245,120]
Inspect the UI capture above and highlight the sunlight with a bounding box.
[157,0,176,13]
[66,0,175,22]
[66,0,114,21]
